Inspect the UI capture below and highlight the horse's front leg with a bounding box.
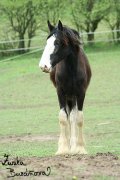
[56,90,70,155]
[70,94,87,154]
[70,105,78,154]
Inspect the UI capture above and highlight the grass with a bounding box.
[93,176,118,180]
[0,45,120,157]
[0,141,57,157]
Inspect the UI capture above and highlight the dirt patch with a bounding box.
[0,134,58,143]
[0,153,120,180]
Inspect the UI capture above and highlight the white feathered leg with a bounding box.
[70,105,87,154]
[56,109,70,155]
[76,111,87,154]
[70,106,78,154]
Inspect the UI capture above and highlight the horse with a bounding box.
[39,20,91,155]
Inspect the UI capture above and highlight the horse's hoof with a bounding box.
[70,150,78,155]
[77,146,87,154]
[55,149,70,155]
[78,150,87,154]
[70,146,87,155]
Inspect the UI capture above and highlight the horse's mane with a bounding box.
[62,26,81,47]
[48,25,82,47]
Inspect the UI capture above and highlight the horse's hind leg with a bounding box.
[76,94,87,154]
[56,91,70,155]
[76,111,87,154]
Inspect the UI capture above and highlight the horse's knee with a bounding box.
[59,109,67,125]
[69,109,83,124]
[70,108,77,123]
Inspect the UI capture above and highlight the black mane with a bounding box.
[48,25,81,47]
[62,26,81,47]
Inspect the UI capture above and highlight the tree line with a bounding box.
[0,0,120,54]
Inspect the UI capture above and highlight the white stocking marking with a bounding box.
[70,106,78,154]
[56,109,70,155]
[77,111,87,154]
[70,106,87,154]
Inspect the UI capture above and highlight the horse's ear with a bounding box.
[58,20,63,31]
[47,20,54,32]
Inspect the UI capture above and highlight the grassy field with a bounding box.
[0,44,120,158]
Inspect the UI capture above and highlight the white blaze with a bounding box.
[39,35,56,70]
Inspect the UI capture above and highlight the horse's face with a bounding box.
[39,35,56,73]
[39,20,68,73]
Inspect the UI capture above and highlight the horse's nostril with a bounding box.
[40,65,51,73]
[40,67,44,70]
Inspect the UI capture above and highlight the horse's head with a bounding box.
[39,20,80,73]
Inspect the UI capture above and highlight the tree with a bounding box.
[71,0,110,43]
[39,0,65,32]
[104,0,120,43]
[0,0,42,53]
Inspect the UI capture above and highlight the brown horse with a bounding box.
[39,20,91,155]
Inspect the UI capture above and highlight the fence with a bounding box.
[0,29,120,153]
[0,29,120,61]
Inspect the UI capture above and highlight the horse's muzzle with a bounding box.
[40,66,52,73]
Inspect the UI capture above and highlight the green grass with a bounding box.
[93,176,118,180]
[0,141,57,157]
[0,45,120,157]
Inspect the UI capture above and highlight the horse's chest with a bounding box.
[56,72,79,95]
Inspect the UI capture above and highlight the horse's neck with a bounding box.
[65,51,78,74]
